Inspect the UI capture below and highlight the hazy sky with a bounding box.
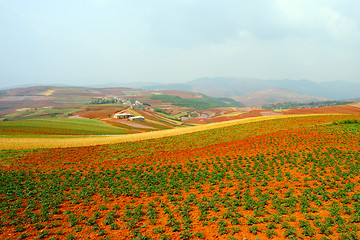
[1,0,360,87]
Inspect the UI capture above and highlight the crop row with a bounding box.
[0,118,359,239]
[2,114,358,171]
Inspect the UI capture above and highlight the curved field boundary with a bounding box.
[0,114,345,150]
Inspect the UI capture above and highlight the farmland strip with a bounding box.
[0,114,348,150]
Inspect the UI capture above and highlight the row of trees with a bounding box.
[262,100,354,110]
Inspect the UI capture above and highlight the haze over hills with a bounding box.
[129,77,360,106]
[232,89,326,107]
[2,78,359,107]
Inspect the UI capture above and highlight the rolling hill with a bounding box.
[1,114,360,239]
[232,88,326,106]
[0,86,243,120]
[138,77,360,106]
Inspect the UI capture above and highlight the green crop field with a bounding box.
[4,107,82,120]
[0,118,129,137]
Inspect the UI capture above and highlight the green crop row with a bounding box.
[0,145,359,239]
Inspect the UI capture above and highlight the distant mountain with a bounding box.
[88,82,163,89]
[140,77,360,106]
[233,89,326,107]
[4,78,359,107]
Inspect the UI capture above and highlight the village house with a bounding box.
[113,112,134,119]
[129,116,145,121]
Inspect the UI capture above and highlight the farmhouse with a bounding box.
[129,116,145,121]
[113,112,134,119]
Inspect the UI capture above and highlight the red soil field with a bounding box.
[1,114,360,239]
[283,104,360,115]
[189,109,267,124]
[76,106,126,119]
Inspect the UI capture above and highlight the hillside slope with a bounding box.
[141,77,360,105]
[0,114,360,239]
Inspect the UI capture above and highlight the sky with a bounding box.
[1,0,360,88]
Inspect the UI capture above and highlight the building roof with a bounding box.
[129,116,145,120]
[114,112,133,116]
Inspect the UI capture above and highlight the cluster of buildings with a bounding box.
[91,96,143,109]
[90,96,147,122]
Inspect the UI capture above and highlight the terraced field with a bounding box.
[0,114,342,150]
[0,114,359,239]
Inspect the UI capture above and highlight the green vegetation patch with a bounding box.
[0,107,11,112]
[262,100,354,110]
[150,94,243,110]
[331,119,360,134]
[4,107,82,120]
[0,149,35,165]
[332,119,360,125]
[153,108,185,122]
[0,118,128,136]
[153,107,168,115]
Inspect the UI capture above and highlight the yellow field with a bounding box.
[39,89,55,96]
[0,114,342,150]
[152,112,183,125]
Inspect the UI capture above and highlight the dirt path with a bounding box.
[0,114,343,150]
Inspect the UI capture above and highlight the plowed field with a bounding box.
[284,105,360,115]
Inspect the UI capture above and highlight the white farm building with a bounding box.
[113,112,134,119]
[129,116,145,121]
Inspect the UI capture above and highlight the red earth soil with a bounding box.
[283,105,360,115]
[1,124,359,239]
[76,106,126,119]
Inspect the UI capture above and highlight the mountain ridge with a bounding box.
[2,78,359,106]
[136,77,360,106]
